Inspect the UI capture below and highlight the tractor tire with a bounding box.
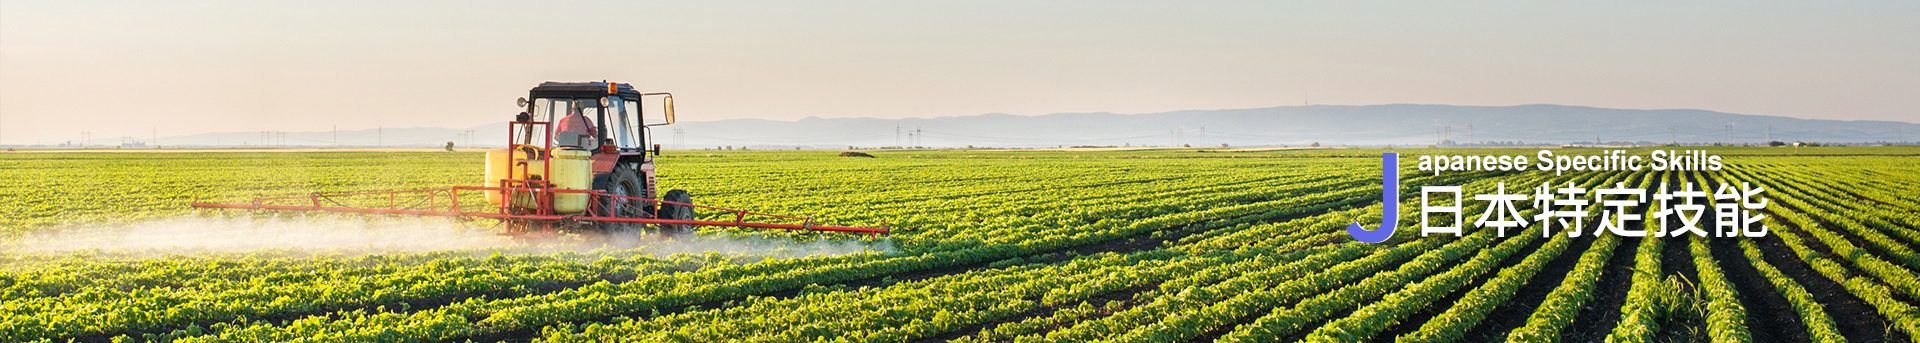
[657,189,696,234]
[598,164,646,241]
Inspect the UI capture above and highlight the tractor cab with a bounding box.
[517,81,674,154]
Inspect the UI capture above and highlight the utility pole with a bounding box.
[1724,123,1731,145]
[152,128,157,148]
[333,126,338,147]
[895,122,901,147]
[1669,127,1675,145]
[1199,127,1206,147]
[915,127,922,147]
[379,126,383,147]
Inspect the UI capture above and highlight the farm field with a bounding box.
[2,147,1918,343]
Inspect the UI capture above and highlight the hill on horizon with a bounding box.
[119,104,1920,149]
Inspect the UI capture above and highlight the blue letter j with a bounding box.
[1346,153,1398,243]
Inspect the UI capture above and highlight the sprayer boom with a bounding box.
[190,186,889,236]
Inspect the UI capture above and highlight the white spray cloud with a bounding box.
[6,216,514,254]
[627,235,896,259]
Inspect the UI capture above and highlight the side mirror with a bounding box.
[516,97,529,108]
[662,95,675,124]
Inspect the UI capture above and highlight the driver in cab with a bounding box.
[554,102,599,150]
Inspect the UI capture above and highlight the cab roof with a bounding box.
[528,81,643,100]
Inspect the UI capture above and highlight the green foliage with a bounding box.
[0,149,1915,342]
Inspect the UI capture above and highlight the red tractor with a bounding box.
[195,81,886,238]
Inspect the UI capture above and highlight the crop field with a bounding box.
[2,147,1918,342]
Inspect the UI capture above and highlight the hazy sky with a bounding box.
[2,1,1915,144]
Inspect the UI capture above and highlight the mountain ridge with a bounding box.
[101,104,1919,148]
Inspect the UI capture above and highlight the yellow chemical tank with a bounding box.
[484,146,591,213]
[484,146,545,205]
[547,147,593,214]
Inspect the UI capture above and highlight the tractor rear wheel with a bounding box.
[657,189,696,234]
[598,165,646,240]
